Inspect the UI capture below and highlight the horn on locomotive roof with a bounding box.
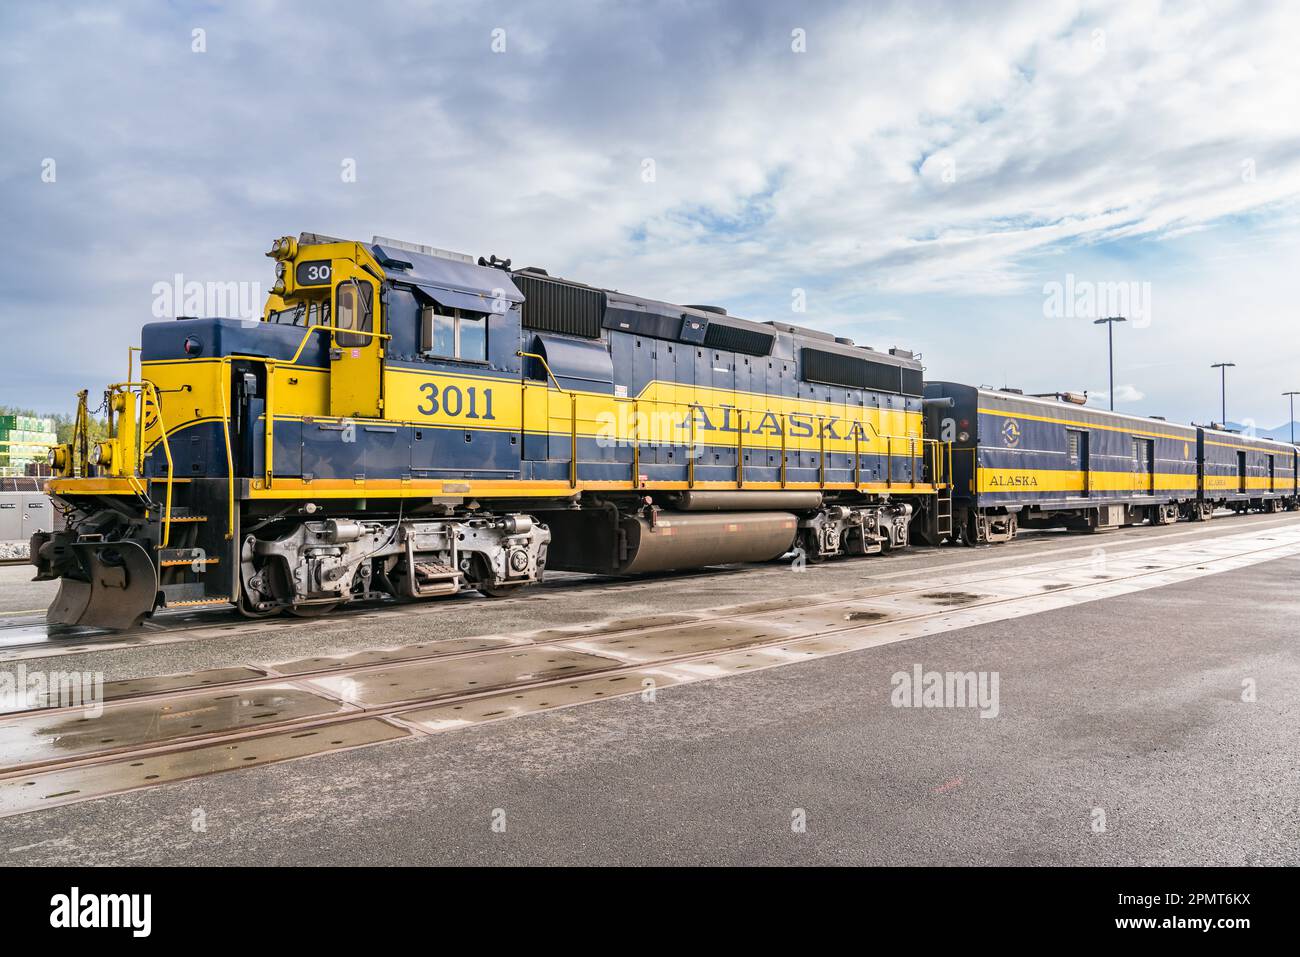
[1028,391,1089,405]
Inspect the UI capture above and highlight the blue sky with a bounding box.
[3,0,1300,428]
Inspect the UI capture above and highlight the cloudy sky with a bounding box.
[3,0,1300,429]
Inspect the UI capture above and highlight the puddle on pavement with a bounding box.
[0,684,345,771]
[0,717,410,818]
[304,647,624,708]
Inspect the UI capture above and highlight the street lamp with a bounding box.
[1093,317,1126,410]
[1283,391,1300,445]
[1211,362,1235,427]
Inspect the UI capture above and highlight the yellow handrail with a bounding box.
[515,350,569,395]
[217,363,236,539]
[287,322,390,365]
[140,382,176,547]
[517,351,581,487]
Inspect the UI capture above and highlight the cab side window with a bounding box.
[421,305,487,362]
[335,281,374,348]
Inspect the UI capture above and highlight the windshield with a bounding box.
[267,303,306,326]
[266,300,330,327]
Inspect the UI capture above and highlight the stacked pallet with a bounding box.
[0,414,57,475]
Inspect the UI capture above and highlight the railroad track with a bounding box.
[3,520,1299,818]
[3,511,1299,663]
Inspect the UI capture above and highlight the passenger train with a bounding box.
[31,233,1300,629]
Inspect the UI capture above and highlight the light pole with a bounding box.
[1094,317,1126,410]
[1211,362,1235,426]
[1284,391,1300,444]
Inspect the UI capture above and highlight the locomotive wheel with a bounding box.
[799,530,827,563]
[237,590,281,620]
[287,601,342,618]
[475,582,524,599]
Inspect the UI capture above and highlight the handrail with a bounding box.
[515,350,570,396]
[140,382,176,547]
[688,404,697,488]
[736,411,744,487]
[517,351,579,488]
[216,362,236,539]
[288,322,390,365]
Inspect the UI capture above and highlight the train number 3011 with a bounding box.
[417,383,496,420]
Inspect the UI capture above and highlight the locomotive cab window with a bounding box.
[268,302,306,326]
[421,305,487,363]
[335,280,374,348]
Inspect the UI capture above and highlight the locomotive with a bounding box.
[31,233,1299,629]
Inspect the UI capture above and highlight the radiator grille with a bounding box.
[515,273,604,338]
[801,347,920,396]
[702,322,774,356]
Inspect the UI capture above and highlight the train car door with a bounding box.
[1067,428,1089,496]
[330,271,383,418]
[1132,437,1154,494]
[1237,450,1247,493]
[1267,454,1275,492]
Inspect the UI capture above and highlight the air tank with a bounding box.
[616,511,798,574]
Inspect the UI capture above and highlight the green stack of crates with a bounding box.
[0,414,57,474]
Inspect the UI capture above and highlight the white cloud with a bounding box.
[2,0,1300,424]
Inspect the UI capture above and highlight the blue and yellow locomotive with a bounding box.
[34,233,945,628]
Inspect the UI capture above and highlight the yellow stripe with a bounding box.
[1203,475,1290,491]
[977,468,1196,494]
[977,407,1193,442]
[1204,438,1295,453]
[50,476,938,500]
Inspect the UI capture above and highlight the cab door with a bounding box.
[330,271,383,418]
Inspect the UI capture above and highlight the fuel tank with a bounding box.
[541,508,800,575]
[618,511,799,573]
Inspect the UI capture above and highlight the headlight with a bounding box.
[49,444,71,475]
[957,431,970,442]
[90,442,112,467]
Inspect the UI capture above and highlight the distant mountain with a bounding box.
[1223,421,1300,443]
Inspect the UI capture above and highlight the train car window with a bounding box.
[1066,429,1081,464]
[421,305,487,362]
[336,281,373,348]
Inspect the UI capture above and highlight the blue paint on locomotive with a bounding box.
[139,265,930,491]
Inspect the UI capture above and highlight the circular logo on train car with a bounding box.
[1001,418,1021,447]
